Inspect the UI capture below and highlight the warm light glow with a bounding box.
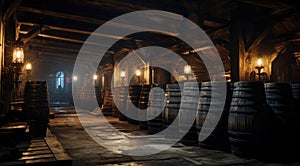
[120,70,126,78]
[93,74,98,80]
[25,63,32,71]
[224,74,231,77]
[184,65,192,74]
[135,69,141,76]
[73,76,78,81]
[257,58,263,67]
[12,47,24,63]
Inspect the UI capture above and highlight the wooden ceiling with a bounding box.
[3,0,300,72]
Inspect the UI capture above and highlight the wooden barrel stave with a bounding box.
[179,82,201,145]
[24,81,50,138]
[197,81,232,151]
[228,81,273,158]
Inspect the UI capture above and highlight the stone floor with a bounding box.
[49,107,300,166]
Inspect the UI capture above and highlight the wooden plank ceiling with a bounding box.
[12,0,300,73]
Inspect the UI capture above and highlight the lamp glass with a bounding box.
[135,69,141,76]
[93,74,98,80]
[184,65,191,74]
[120,71,126,78]
[257,58,262,67]
[25,63,32,71]
[73,76,78,81]
[12,47,24,63]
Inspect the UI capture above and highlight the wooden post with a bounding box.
[229,9,240,82]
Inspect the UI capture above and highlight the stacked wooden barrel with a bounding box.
[95,85,103,108]
[117,86,128,121]
[112,87,120,118]
[265,83,298,158]
[24,81,50,138]
[179,82,201,145]
[291,83,300,112]
[196,81,232,151]
[228,81,272,157]
[147,85,166,134]
[138,84,151,130]
[102,89,113,116]
[291,83,300,154]
[163,84,181,139]
[127,85,142,124]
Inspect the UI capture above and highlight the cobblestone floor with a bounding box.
[49,107,300,166]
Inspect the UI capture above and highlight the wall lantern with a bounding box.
[250,58,269,82]
[120,70,126,86]
[25,62,32,71]
[135,69,141,84]
[120,70,126,78]
[12,46,24,64]
[73,75,78,81]
[184,65,192,80]
[93,74,98,80]
[25,62,32,81]
[135,69,141,76]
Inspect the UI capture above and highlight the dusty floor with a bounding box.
[49,107,300,166]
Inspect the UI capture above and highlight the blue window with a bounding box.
[56,71,64,89]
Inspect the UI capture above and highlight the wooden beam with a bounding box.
[3,0,22,23]
[206,25,228,35]
[237,0,292,10]
[16,6,180,36]
[21,26,48,44]
[19,22,131,40]
[37,34,106,47]
[245,23,273,53]
[203,14,229,25]
[198,0,233,15]
[229,10,241,82]
[26,43,98,56]
[85,0,151,11]
[17,6,106,25]
[28,38,82,49]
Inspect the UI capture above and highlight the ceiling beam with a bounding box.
[3,0,22,23]
[237,0,292,10]
[16,6,180,36]
[85,0,151,11]
[17,6,106,25]
[26,43,100,56]
[245,23,273,52]
[21,26,48,44]
[19,22,131,40]
[36,34,107,47]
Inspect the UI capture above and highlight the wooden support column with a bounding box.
[230,7,248,82]
[229,10,241,82]
[0,0,3,103]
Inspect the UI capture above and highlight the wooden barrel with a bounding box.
[179,82,201,145]
[196,81,232,151]
[163,84,181,139]
[95,85,104,107]
[265,83,297,158]
[117,86,128,121]
[291,83,300,112]
[228,81,272,157]
[112,87,120,118]
[138,84,151,130]
[127,85,142,124]
[147,84,166,134]
[102,89,113,116]
[291,83,300,155]
[24,81,50,138]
